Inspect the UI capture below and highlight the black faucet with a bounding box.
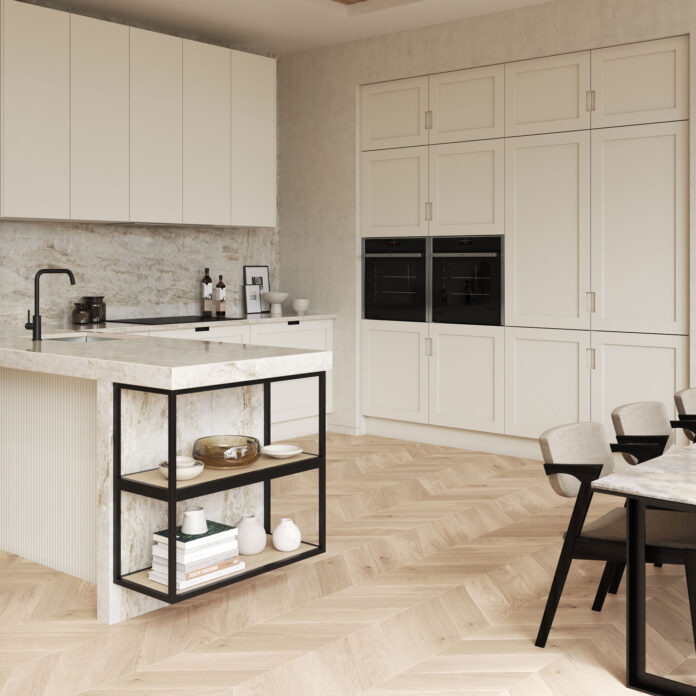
[25,268,76,341]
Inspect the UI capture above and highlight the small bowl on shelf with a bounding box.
[261,291,288,316]
[261,444,303,459]
[193,435,261,470]
[159,461,204,481]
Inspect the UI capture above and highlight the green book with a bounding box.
[153,520,237,550]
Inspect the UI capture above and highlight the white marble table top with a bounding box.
[593,446,696,506]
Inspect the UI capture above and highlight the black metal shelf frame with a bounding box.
[113,371,327,604]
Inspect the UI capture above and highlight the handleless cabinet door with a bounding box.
[130,28,183,224]
[361,147,429,237]
[362,320,428,423]
[429,324,504,433]
[2,0,69,218]
[429,139,504,236]
[591,122,688,335]
[71,15,129,222]
[591,331,688,437]
[429,65,504,143]
[505,327,590,439]
[505,131,590,330]
[361,77,428,151]
[591,36,689,129]
[505,52,590,137]
[230,50,276,227]
[183,40,231,225]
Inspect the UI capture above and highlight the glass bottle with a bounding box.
[215,275,226,317]
[201,268,213,317]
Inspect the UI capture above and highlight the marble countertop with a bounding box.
[593,446,696,506]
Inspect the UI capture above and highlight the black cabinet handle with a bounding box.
[288,321,300,325]
[195,326,210,332]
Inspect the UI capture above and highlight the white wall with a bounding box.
[278,0,696,433]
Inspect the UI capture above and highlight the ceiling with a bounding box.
[42,0,554,55]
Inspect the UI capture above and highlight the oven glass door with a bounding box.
[364,255,426,322]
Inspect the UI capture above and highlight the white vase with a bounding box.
[237,515,267,555]
[272,518,301,552]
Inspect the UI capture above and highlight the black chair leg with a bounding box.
[592,561,617,612]
[536,546,574,648]
[684,551,696,650]
[608,562,625,594]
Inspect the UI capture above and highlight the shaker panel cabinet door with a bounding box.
[505,52,590,136]
[591,331,688,437]
[591,36,689,129]
[2,0,69,218]
[130,28,183,224]
[362,320,428,423]
[71,15,129,222]
[148,326,252,343]
[505,132,590,330]
[230,50,276,227]
[361,77,428,151]
[590,122,688,335]
[361,148,429,237]
[429,324,504,433]
[183,40,231,225]
[505,327,590,439]
[429,65,504,143]
[429,139,504,236]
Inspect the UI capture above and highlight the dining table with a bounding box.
[593,446,696,696]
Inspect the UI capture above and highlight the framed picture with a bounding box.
[243,265,270,312]
[244,284,262,314]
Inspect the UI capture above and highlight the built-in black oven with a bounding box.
[431,236,502,325]
[363,238,427,322]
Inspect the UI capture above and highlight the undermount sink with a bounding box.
[46,335,118,343]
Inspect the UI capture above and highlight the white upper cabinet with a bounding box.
[429,65,504,143]
[591,121,688,335]
[71,15,129,222]
[230,50,277,228]
[183,40,231,226]
[2,0,69,218]
[361,147,429,237]
[591,36,689,129]
[130,28,183,224]
[361,77,429,151]
[429,139,504,236]
[505,52,591,136]
[505,131,590,330]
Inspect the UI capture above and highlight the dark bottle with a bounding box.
[215,275,226,317]
[201,268,213,317]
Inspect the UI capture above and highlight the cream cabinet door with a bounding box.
[130,28,183,224]
[361,148,429,237]
[429,140,504,236]
[591,331,688,436]
[362,320,428,423]
[230,50,276,228]
[505,132,590,330]
[361,77,428,151]
[250,321,333,422]
[591,122,688,335]
[1,0,69,218]
[71,15,129,222]
[505,327,590,439]
[148,325,251,343]
[429,324,504,433]
[183,40,231,225]
[429,65,504,143]
[591,36,689,129]
[505,52,590,137]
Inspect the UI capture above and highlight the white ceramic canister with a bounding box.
[272,518,301,552]
[237,515,267,555]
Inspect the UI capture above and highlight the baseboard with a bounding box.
[364,417,541,460]
[327,422,362,435]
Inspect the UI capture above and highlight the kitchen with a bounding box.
[1,0,695,695]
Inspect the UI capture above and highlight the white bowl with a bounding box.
[159,461,204,481]
[292,299,309,315]
[262,291,288,304]
[175,455,197,469]
[261,444,303,459]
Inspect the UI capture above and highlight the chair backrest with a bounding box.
[611,401,674,464]
[539,422,615,498]
[675,388,696,442]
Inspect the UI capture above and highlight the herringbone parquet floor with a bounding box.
[1,433,695,696]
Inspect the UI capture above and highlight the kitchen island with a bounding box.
[0,327,331,624]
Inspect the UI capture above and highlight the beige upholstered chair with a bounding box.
[536,421,696,649]
[675,388,696,442]
[611,401,674,465]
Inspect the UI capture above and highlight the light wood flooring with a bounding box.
[1,433,695,696]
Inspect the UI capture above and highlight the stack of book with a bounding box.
[149,520,245,591]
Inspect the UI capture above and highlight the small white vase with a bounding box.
[272,518,301,552]
[237,515,267,555]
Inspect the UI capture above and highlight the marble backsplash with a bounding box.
[0,220,279,326]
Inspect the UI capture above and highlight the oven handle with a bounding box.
[364,253,424,258]
[432,252,499,258]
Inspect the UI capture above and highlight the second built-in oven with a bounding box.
[431,236,502,325]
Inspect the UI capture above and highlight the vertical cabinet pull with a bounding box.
[585,291,596,313]
[425,202,433,221]
[425,337,433,357]
[585,90,596,112]
[586,348,596,370]
[425,110,433,130]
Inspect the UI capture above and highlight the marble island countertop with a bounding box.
[593,446,696,506]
